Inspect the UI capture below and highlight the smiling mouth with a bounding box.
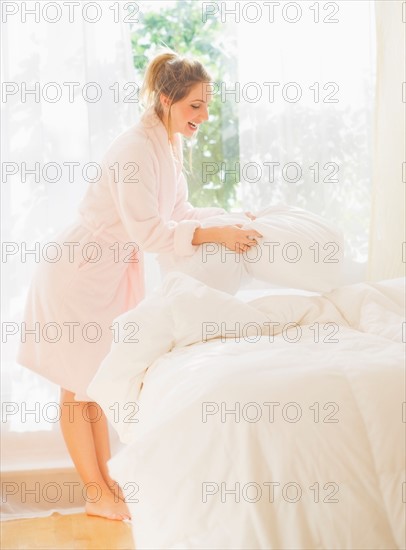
[188,121,198,130]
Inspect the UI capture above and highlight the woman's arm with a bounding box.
[191,226,221,245]
[105,141,200,257]
[105,135,260,255]
[192,225,262,254]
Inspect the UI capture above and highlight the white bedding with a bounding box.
[87,274,405,550]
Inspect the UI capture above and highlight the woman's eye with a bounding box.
[191,104,200,109]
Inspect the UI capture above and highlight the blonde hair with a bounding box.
[140,50,212,138]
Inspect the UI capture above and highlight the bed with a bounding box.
[87,272,405,550]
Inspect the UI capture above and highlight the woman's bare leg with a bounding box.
[90,407,126,501]
[59,388,130,520]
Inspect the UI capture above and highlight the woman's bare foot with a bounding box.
[107,480,126,503]
[85,484,131,521]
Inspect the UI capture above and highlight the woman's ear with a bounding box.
[160,93,171,110]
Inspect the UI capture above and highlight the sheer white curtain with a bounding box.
[234,0,376,283]
[368,0,405,280]
[1,1,138,518]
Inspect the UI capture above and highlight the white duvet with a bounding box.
[87,274,405,550]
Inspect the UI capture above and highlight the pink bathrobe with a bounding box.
[17,107,225,401]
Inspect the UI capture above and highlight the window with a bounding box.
[131,0,376,266]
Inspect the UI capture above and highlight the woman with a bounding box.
[17,51,262,521]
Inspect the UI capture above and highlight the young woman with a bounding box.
[17,51,262,521]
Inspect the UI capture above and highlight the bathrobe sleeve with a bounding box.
[107,138,200,257]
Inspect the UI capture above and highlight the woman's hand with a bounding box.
[215,224,263,254]
[192,225,262,254]
[244,211,257,221]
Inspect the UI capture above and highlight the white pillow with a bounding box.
[157,222,245,295]
[158,204,344,293]
[244,204,344,292]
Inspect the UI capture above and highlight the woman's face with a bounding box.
[161,81,213,138]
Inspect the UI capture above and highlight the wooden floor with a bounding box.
[0,512,135,550]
